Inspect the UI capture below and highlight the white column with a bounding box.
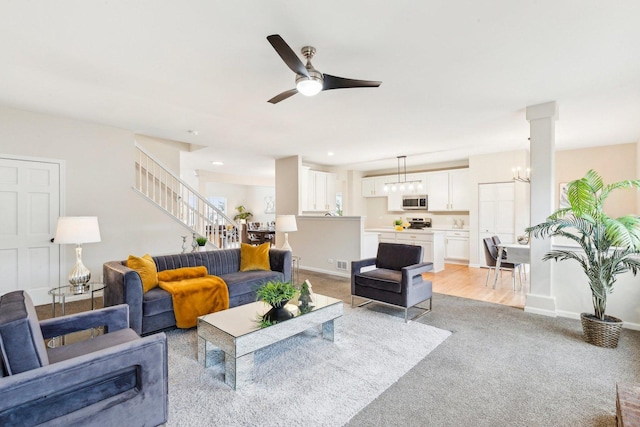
[525,101,558,316]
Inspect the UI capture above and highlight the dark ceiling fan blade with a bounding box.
[267,35,309,78]
[268,88,299,104]
[322,74,382,91]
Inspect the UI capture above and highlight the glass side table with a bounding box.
[48,282,106,317]
[47,282,106,346]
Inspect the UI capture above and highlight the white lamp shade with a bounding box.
[275,215,297,233]
[54,216,102,244]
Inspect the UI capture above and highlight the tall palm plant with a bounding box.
[526,170,640,321]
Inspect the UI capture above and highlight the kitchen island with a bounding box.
[366,227,446,272]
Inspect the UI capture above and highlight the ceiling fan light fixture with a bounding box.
[296,76,322,96]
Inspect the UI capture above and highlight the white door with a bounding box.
[0,157,61,305]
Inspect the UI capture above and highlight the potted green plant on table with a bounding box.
[196,237,208,251]
[233,206,253,223]
[256,280,298,324]
[526,169,640,348]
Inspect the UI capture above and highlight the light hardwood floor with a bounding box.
[425,263,527,308]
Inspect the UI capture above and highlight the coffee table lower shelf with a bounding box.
[197,295,343,390]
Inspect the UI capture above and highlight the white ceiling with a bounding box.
[2,1,640,178]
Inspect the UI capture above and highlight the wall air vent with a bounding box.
[336,260,348,271]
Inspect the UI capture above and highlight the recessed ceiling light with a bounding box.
[211,161,224,166]
[327,151,334,156]
[188,130,199,135]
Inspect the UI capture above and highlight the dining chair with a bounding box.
[492,235,528,283]
[483,237,523,291]
[241,224,261,245]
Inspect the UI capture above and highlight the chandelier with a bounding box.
[512,166,530,183]
[383,156,423,192]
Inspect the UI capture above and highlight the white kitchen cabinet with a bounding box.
[445,230,469,262]
[306,170,337,212]
[361,176,389,197]
[387,190,404,211]
[426,172,450,211]
[449,170,470,211]
[425,169,470,211]
[478,182,515,267]
[378,232,396,244]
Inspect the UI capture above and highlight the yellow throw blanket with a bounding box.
[159,275,229,328]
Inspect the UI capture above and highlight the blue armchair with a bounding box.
[351,242,434,322]
[0,290,168,426]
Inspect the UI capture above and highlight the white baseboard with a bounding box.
[299,265,350,279]
[555,310,640,331]
[524,293,557,317]
[524,306,558,317]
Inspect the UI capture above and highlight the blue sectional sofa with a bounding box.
[103,248,292,335]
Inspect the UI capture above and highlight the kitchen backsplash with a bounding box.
[368,213,469,229]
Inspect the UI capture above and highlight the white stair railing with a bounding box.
[134,144,240,249]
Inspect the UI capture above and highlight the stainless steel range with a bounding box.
[407,217,432,229]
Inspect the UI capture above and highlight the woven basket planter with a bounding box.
[580,313,623,348]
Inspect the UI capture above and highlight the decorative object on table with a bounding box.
[181,235,187,253]
[233,205,253,223]
[256,280,298,324]
[276,214,297,252]
[517,235,529,245]
[196,237,208,251]
[393,218,407,231]
[53,216,102,292]
[298,279,315,314]
[527,169,640,348]
[264,196,275,213]
[191,232,198,253]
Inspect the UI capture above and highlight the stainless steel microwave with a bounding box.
[402,195,428,210]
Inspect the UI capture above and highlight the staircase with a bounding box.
[134,144,240,250]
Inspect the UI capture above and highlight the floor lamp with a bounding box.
[276,215,297,252]
[54,216,102,292]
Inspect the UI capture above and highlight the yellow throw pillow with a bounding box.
[157,266,208,282]
[128,254,158,293]
[240,242,271,272]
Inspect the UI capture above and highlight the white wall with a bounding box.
[135,134,190,174]
[552,245,640,329]
[555,143,636,218]
[288,216,367,278]
[0,106,192,286]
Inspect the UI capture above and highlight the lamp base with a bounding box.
[281,233,292,252]
[68,245,91,292]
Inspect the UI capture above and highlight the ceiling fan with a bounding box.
[266,34,382,104]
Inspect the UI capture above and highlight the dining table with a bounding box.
[493,243,530,289]
[249,228,275,245]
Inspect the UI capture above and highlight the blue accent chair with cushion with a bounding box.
[0,290,168,426]
[351,242,434,322]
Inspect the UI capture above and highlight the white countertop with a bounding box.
[366,227,446,234]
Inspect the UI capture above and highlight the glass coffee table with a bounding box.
[197,293,343,390]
